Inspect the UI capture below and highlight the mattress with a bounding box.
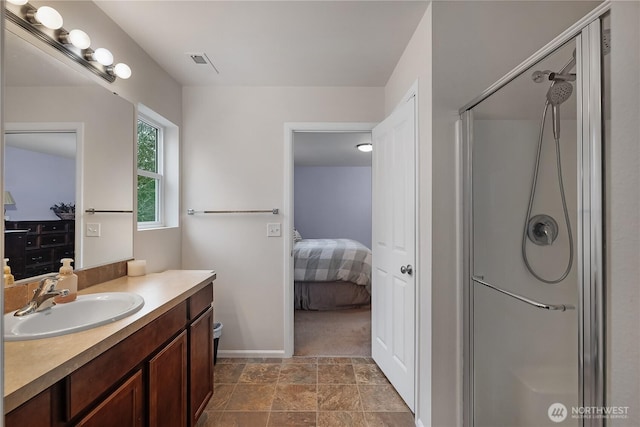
[294,280,371,310]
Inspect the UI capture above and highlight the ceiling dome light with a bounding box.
[7,0,29,5]
[93,48,114,66]
[67,29,91,49]
[34,6,63,30]
[113,63,132,79]
[356,143,373,153]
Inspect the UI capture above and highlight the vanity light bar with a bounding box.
[5,1,132,83]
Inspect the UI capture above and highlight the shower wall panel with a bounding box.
[472,119,579,427]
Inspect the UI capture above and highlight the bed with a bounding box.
[293,238,372,310]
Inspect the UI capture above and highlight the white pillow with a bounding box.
[293,229,302,242]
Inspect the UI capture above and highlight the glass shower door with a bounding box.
[470,38,581,427]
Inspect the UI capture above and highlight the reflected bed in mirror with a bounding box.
[4,24,134,283]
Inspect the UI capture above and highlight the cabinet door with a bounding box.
[149,331,188,427]
[189,307,214,426]
[76,370,144,427]
[5,387,52,427]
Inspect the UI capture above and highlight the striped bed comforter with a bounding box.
[293,239,372,287]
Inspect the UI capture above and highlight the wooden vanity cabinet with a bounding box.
[75,370,144,427]
[189,306,214,425]
[149,331,188,427]
[5,282,214,427]
[5,387,53,427]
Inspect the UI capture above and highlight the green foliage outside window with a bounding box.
[137,120,159,223]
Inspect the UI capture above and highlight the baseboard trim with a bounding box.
[218,349,287,359]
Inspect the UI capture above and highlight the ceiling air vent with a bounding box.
[186,52,219,73]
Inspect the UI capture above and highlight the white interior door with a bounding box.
[371,96,416,411]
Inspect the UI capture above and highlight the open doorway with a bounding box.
[291,130,373,357]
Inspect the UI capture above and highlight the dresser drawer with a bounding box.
[25,236,38,249]
[41,223,68,233]
[24,249,53,265]
[40,234,67,248]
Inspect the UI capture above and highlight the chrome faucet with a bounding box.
[14,275,70,317]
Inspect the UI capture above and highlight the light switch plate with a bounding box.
[267,223,281,237]
[86,223,101,237]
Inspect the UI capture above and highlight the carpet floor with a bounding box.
[294,307,371,357]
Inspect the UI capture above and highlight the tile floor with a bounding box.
[195,357,414,427]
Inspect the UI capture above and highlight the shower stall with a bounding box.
[461,5,609,427]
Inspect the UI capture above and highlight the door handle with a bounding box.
[400,265,413,275]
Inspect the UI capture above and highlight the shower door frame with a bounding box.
[460,4,609,427]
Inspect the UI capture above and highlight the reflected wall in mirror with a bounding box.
[4,24,135,283]
[5,131,77,280]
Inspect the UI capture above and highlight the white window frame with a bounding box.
[137,114,164,229]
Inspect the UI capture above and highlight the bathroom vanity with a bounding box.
[4,269,216,427]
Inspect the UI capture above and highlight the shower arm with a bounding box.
[472,276,575,312]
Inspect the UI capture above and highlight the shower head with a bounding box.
[547,81,573,140]
[533,28,611,83]
[547,81,573,106]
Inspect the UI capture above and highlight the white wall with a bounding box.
[181,86,383,354]
[608,2,640,423]
[5,147,75,221]
[294,166,372,248]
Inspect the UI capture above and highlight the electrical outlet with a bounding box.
[86,223,101,237]
[267,223,281,237]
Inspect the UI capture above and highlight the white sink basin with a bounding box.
[4,292,145,341]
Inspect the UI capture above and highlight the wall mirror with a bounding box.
[4,24,134,282]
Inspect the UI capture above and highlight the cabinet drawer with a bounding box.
[41,223,68,233]
[188,284,213,320]
[24,264,55,278]
[25,250,53,265]
[40,234,67,247]
[67,301,188,419]
[55,247,75,260]
[5,233,27,257]
[25,236,38,249]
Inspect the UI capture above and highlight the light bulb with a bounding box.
[7,0,29,5]
[356,143,373,153]
[113,63,132,79]
[68,29,91,49]
[35,6,63,30]
[93,48,114,66]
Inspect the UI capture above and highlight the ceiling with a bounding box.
[5,132,76,159]
[95,1,428,87]
[294,132,372,167]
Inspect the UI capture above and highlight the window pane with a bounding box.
[137,175,158,222]
[137,120,158,172]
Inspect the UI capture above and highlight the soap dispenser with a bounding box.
[54,258,78,303]
[3,258,14,287]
